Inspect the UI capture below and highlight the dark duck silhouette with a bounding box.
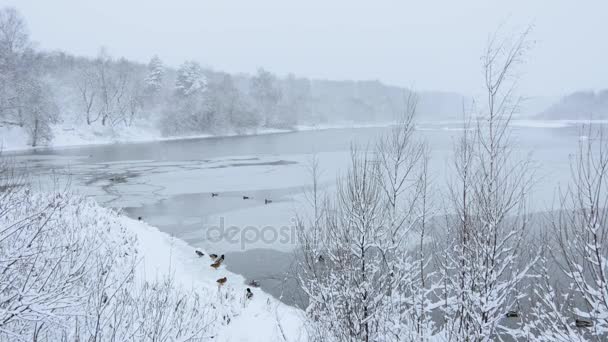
[195,250,204,257]
[264,199,272,204]
[576,318,593,328]
[217,277,227,286]
[211,193,219,197]
[506,310,519,318]
[242,196,250,200]
[209,254,218,260]
[246,288,253,299]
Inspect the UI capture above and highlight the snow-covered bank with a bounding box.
[1,121,402,153]
[126,214,306,342]
[0,185,306,341]
[0,123,294,152]
[294,121,396,131]
[8,119,601,153]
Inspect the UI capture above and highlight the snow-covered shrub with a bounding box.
[435,29,538,341]
[0,164,214,340]
[296,110,437,341]
[530,128,608,341]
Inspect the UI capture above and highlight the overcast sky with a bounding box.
[2,0,607,97]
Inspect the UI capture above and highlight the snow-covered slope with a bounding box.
[0,123,293,152]
[0,186,306,341]
[0,121,398,152]
[127,215,306,342]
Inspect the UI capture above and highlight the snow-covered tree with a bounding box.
[75,65,99,125]
[531,127,608,341]
[22,79,58,146]
[0,7,33,126]
[144,55,164,95]
[278,74,311,127]
[250,68,282,127]
[375,95,438,341]
[296,100,435,341]
[175,60,206,97]
[73,51,144,128]
[0,7,59,146]
[436,28,537,341]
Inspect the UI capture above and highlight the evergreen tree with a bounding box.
[175,61,206,97]
[144,55,164,94]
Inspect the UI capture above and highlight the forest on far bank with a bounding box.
[0,7,466,147]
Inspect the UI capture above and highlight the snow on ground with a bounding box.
[126,215,307,341]
[2,120,396,153]
[3,119,608,153]
[294,121,396,131]
[0,185,307,340]
[0,123,292,152]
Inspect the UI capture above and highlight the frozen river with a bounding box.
[4,122,590,306]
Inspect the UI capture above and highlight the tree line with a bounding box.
[0,7,455,148]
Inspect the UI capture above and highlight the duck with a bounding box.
[138,216,142,221]
[211,193,219,197]
[218,254,225,262]
[264,199,272,204]
[246,288,253,299]
[195,250,204,257]
[211,260,222,269]
[209,253,218,260]
[242,196,250,200]
[575,318,593,328]
[217,277,227,286]
[506,310,519,318]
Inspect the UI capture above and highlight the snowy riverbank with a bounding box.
[0,186,306,341]
[0,123,294,152]
[0,121,404,153]
[125,212,307,342]
[4,119,605,153]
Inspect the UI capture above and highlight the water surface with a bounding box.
[4,123,590,306]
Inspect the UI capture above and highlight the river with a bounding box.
[3,122,589,307]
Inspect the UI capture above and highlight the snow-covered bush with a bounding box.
[434,28,538,342]
[296,105,437,341]
[0,162,214,341]
[530,128,608,341]
[296,29,542,342]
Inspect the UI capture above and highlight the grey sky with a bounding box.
[2,0,607,97]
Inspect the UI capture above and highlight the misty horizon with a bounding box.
[3,0,607,98]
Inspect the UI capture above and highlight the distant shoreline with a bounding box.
[3,119,607,154]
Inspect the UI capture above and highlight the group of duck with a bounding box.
[137,216,257,301]
[195,249,255,300]
[211,192,273,204]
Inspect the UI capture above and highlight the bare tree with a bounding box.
[22,80,58,146]
[532,126,608,341]
[76,65,99,125]
[297,148,389,342]
[250,68,282,128]
[0,7,29,125]
[437,27,537,341]
[297,95,435,341]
